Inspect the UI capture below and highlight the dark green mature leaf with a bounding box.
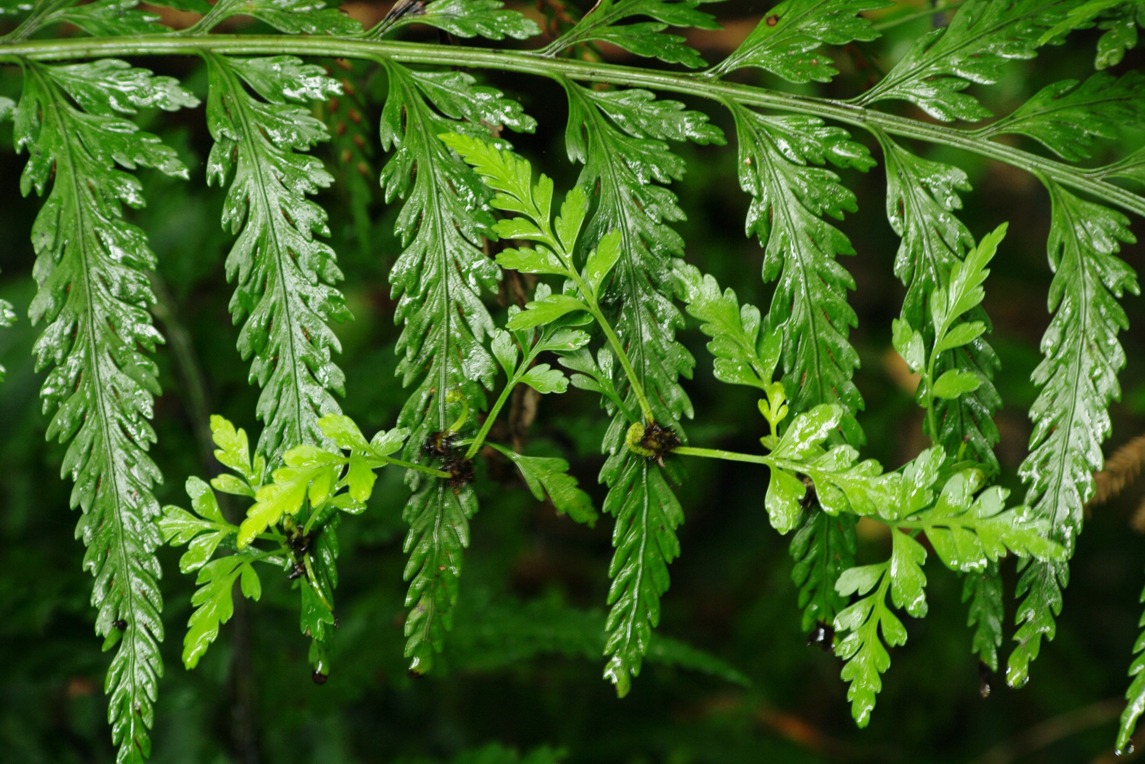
[980,71,1145,161]
[730,104,870,440]
[205,54,349,460]
[372,0,539,40]
[16,59,195,764]
[562,80,718,694]
[963,563,1005,671]
[402,482,475,673]
[713,0,889,81]
[879,132,1001,473]
[52,0,163,35]
[859,0,1083,121]
[602,452,684,697]
[544,0,720,67]
[1008,184,1139,687]
[190,0,360,34]
[790,509,856,632]
[1038,0,1145,67]
[381,60,534,671]
[1118,575,1145,754]
[1101,146,1145,187]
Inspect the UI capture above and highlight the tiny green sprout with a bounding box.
[758,381,789,448]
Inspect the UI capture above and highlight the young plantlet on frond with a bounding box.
[161,414,424,679]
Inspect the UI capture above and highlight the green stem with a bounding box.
[672,445,771,467]
[583,299,655,423]
[465,368,523,460]
[384,456,452,479]
[0,37,1139,219]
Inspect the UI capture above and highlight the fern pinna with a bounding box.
[0,0,1143,759]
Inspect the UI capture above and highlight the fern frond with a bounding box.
[1118,574,1145,754]
[561,80,718,694]
[1008,184,1139,687]
[543,0,719,66]
[380,60,534,672]
[17,58,196,764]
[205,53,349,459]
[712,0,889,81]
[189,0,360,35]
[963,562,1004,671]
[370,0,540,40]
[859,0,1083,121]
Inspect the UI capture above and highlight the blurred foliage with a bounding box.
[0,1,1144,763]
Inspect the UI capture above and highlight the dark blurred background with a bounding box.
[1,2,1143,762]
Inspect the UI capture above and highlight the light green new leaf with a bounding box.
[765,466,806,533]
[674,261,779,390]
[834,562,903,727]
[508,294,589,330]
[183,555,262,670]
[237,447,342,546]
[159,478,237,573]
[931,369,982,400]
[584,230,623,294]
[889,530,928,618]
[519,364,570,394]
[714,0,889,81]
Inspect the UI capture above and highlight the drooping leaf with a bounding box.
[17,59,195,764]
[1117,574,1145,754]
[205,54,349,460]
[372,0,540,40]
[963,562,1005,671]
[562,80,719,694]
[714,0,889,81]
[859,0,1084,121]
[790,509,856,632]
[381,61,534,671]
[833,561,903,727]
[1008,184,1138,687]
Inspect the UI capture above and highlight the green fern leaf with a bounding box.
[879,133,1002,472]
[730,104,871,440]
[381,61,534,672]
[1008,184,1139,687]
[790,510,856,632]
[50,0,164,36]
[205,53,349,459]
[963,562,1005,671]
[980,71,1145,161]
[673,261,780,391]
[562,81,719,693]
[713,0,889,81]
[183,554,262,670]
[372,0,540,40]
[17,59,196,764]
[543,0,719,66]
[833,559,905,727]
[490,444,598,526]
[159,477,238,573]
[860,0,1083,121]
[191,0,360,35]
[1118,575,1145,753]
